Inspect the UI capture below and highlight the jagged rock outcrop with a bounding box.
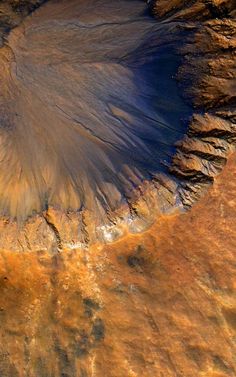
[0,0,188,250]
[149,0,235,21]
[150,0,236,207]
[0,1,235,377]
[0,0,234,251]
[0,0,45,45]
[0,151,235,377]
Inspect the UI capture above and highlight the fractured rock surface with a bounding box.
[151,0,236,207]
[0,0,234,250]
[0,1,235,376]
[0,152,235,377]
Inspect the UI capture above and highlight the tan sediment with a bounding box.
[0,151,235,376]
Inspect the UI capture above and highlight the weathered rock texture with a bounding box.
[0,0,45,45]
[0,0,235,376]
[150,0,236,206]
[0,0,235,250]
[0,0,193,240]
[0,152,235,377]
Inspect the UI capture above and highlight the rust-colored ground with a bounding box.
[0,152,235,377]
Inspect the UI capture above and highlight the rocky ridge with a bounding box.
[150,0,236,205]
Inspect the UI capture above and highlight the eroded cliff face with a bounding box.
[151,0,236,206]
[0,0,45,45]
[0,0,235,376]
[0,0,235,251]
[0,153,235,377]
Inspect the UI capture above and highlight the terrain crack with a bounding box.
[43,212,62,252]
